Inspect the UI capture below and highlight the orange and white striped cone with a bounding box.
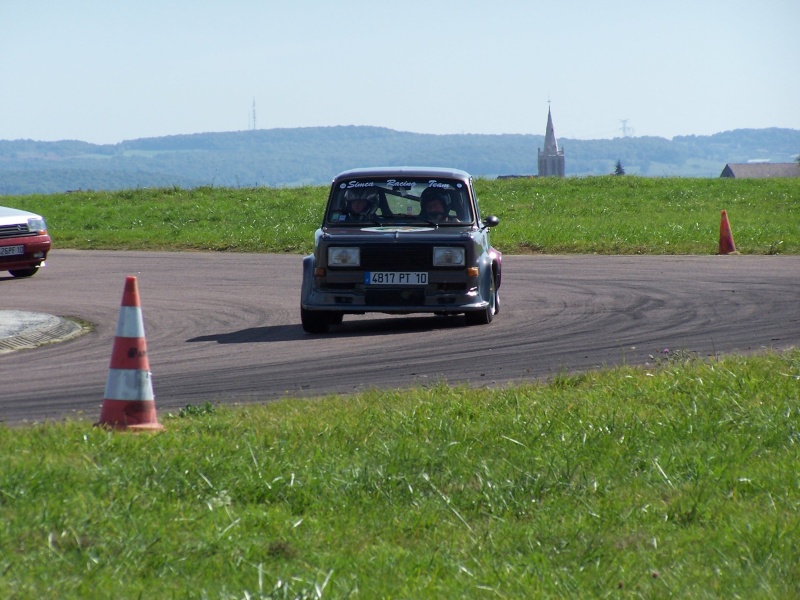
[718,210,738,255]
[95,276,163,431]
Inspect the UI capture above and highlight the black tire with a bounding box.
[464,273,497,326]
[301,307,331,334]
[464,305,492,326]
[9,267,39,278]
[328,312,344,325]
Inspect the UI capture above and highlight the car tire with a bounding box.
[464,273,497,326]
[9,267,39,278]
[301,307,331,334]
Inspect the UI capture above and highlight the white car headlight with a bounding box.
[433,247,465,266]
[27,217,47,234]
[328,246,360,266]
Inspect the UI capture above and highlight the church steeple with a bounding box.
[543,107,559,154]
[538,104,565,177]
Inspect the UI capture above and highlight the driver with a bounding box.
[419,188,454,222]
[343,189,378,221]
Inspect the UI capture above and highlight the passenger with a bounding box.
[343,189,378,221]
[419,188,454,222]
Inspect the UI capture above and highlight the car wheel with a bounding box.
[301,307,331,334]
[464,273,497,326]
[9,267,39,278]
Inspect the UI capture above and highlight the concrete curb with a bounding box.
[0,310,87,354]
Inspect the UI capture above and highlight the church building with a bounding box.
[537,107,565,177]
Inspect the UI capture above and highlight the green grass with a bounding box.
[3,177,800,597]
[488,177,799,255]
[1,350,799,598]
[8,176,800,255]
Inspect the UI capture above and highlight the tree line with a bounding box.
[1,126,798,195]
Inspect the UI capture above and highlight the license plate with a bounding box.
[0,245,24,256]
[365,271,428,285]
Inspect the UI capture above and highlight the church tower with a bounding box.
[537,106,565,177]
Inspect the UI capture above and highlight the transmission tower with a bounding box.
[251,98,257,130]
[619,119,634,137]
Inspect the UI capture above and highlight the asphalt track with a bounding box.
[1,250,798,425]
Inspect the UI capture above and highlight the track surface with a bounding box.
[2,250,799,424]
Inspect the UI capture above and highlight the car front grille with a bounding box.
[360,244,431,270]
[365,288,425,306]
[0,254,33,264]
[0,224,34,239]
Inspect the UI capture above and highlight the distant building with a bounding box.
[720,163,800,178]
[538,107,565,177]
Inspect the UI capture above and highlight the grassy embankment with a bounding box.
[9,176,800,255]
[2,177,799,597]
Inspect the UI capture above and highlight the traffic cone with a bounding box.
[718,210,738,255]
[96,276,163,431]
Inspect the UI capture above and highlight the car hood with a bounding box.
[0,205,43,226]
[321,224,477,240]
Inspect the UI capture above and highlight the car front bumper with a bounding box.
[301,267,490,314]
[0,235,51,271]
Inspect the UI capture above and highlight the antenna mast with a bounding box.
[251,98,257,130]
[619,119,634,137]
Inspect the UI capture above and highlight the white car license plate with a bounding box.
[365,271,428,285]
[0,245,24,256]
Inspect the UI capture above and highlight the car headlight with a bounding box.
[328,246,360,266]
[27,217,47,234]
[433,247,465,266]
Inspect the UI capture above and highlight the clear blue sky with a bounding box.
[2,0,798,145]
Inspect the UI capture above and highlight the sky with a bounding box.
[2,0,798,145]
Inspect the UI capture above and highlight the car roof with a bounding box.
[332,166,472,182]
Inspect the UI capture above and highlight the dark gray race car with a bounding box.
[301,167,502,333]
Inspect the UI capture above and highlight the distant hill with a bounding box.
[1,126,798,195]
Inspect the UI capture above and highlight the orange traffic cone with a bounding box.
[96,276,163,431]
[718,210,738,255]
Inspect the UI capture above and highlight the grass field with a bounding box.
[7,176,800,255]
[2,352,798,598]
[2,177,799,597]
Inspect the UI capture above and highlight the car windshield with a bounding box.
[326,177,474,225]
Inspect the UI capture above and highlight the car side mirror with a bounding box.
[482,215,500,229]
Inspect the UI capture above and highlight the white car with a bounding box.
[0,206,52,278]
